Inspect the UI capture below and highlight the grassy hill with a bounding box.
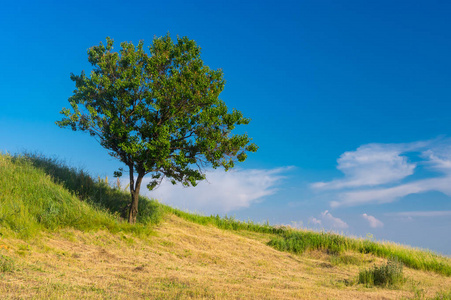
[0,153,450,299]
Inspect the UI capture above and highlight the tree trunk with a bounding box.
[127,166,144,224]
[128,189,140,224]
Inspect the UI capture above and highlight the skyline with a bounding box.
[1,0,451,254]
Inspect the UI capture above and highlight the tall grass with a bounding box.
[163,205,286,235]
[0,153,156,238]
[21,153,164,225]
[268,229,451,276]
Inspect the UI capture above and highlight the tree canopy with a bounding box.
[57,35,257,223]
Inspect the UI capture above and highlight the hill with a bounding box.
[0,153,450,299]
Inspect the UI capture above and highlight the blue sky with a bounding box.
[1,0,451,254]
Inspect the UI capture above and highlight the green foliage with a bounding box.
[358,257,405,288]
[57,34,257,222]
[267,229,451,276]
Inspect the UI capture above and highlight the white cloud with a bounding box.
[309,217,322,226]
[319,210,348,229]
[385,211,451,218]
[331,176,451,207]
[422,148,451,174]
[139,167,290,215]
[312,142,425,190]
[362,213,384,228]
[313,139,451,207]
[312,142,425,189]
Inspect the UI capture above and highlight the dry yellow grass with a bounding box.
[0,214,450,299]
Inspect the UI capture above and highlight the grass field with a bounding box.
[0,153,450,299]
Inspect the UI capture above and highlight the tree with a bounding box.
[57,35,258,224]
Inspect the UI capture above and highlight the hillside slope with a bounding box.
[0,215,450,299]
[0,153,450,299]
[0,153,154,238]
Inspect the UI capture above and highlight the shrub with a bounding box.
[358,257,405,288]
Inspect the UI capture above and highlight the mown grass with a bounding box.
[430,290,451,299]
[164,205,450,277]
[0,254,15,273]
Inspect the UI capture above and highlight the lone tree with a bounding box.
[57,35,257,224]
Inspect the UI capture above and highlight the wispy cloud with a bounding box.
[385,210,451,217]
[313,139,451,207]
[140,167,290,215]
[321,210,348,229]
[423,148,451,174]
[362,213,384,228]
[331,177,451,207]
[308,210,348,229]
[309,217,322,226]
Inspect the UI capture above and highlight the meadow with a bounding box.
[0,153,450,299]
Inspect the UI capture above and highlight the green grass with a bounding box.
[267,229,451,276]
[1,152,450,278]
[0,153,159,238]
[163,205,286,234]
[21,153,165,226]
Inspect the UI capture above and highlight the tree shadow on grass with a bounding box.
[17,153,163,225]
